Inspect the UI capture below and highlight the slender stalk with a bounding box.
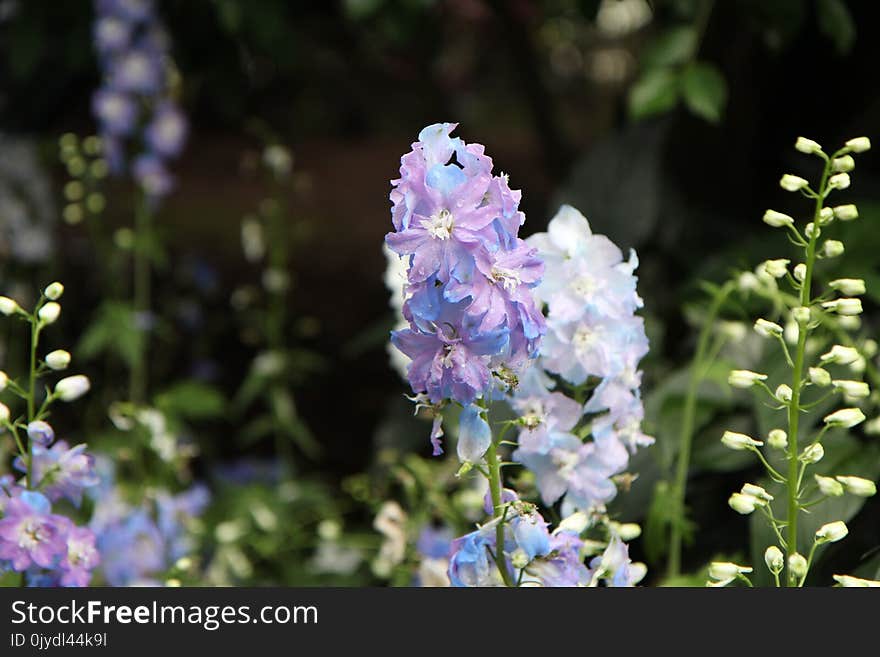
[25,318,41,489]
[668,281,735,578]
[130,195,152,404]
[785,158,831,585]
[485,438,513,587]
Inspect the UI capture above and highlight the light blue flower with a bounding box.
[457,404,492,463]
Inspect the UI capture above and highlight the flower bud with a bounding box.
[806,369,829,389]
[510,548,530,570]
[754,318,783,338]
[835,475,877,497]
[0,371,7,392]
[839,315,861,331]
[788,553,808,579]
[721,430,763,451]
[822,298,862,315]
[775,384,793,403]
[863,339,878,358]
[718,321,747,342]
[54,375,91,402]
[728,370,768,388]
[833,574,880,587]
[822,240,845,258]
[849,355,867,374]
[26,420,55,447]
[845,137,871,153]
[821,345,860,365]
[805,222,819,239]
[45,350,71,371]
[831,155,855,173]
[793,263,806,282]
[828,173,850,190]
[792,306,811,325]
[763,259,790,278]
[832,379,870,399]
[767,429,788,450]
[0,402,9,423]
[823,408,866,428]
[764,546,784,574]
[815,520,848,544]
[44,282,64,301]
[829,279,866,296]
[741,483,773,503]
[814,474,844,497]
[708,562,752,581]
[613,523,642,541]
[728,492,757,514]
[37,302,61,325]
[795,137,822,154]
[763,209,795,228]
[800,443,824,464]
[457,404,492,463]
[780,174,809,192]
[833,204,858,221]
[0,296,20,316]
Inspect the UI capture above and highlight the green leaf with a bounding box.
[642,26,698,69]
[155,381,226,420]
[77,301,142,368]
[628,68,681,120]
[816,0,856,55]
[681,62,727,123]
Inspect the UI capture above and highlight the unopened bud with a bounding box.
[832,379,870,399]
[818,207,834,225]
[754,318,783,338]
[793,264,806,282]
[763,209,794,228]
[809,367,831,387]
[832,155,855,173]
[800,443,824,464]
[829,279,866,296]
[0,402,9,423]
[763,259,790,278]
[833,204,858,221]
[828,173,851,190]
[821,345,860,365]
[792,306,811,325]
[721,431,763,451]
[835,475,877,497]
[54,375,91,402]
[764,546,784,574]
[37,302,61,325]
[814,475,844,497]
[775,384,793,403]
[767,429,788,450]
[780,174,809,192]
[708,562,752,581]
[823,240,845,258]
[45,350,71,371]
[795,137,822,154]
[728,370,768,389]
[788,553,808,579]
[823,408,866,428]
[44,282,64,301]
[728,493,757,514]
[815,520,848,544]
[822,298,862,315]
[0,296,20,316]
[845,137,871,153]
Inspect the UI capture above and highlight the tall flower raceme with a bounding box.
[91,0,188,404]
[0,283,101,586]
[386,125,649,586]
[710,136,880,587]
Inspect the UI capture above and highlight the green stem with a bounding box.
[668,280,735,578]
[785,158,831,585]
[485,438,513,587]
[130,195,152,405]
[26,318,40,489]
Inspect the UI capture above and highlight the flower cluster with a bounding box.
[0,283,100,586]
[716,136,878,587]
[91,0,187,202]
[386,123,545,455]
[511,206,652,514]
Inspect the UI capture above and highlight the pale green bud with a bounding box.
[793,263,806,282]
[0,370,7,392]
[805,222,819,239]
[511,548,530,570]
[862,339,878,358]
[718,321,747,342]
[795,137,822,154]
[763,258,790,278]
[832,379,870,399]
[815,520,848,544]
[44,282,64,300]
[835,476,877,497]
[45,349,71,371]
[823,240,845,258]
[775,384,793,403]
[556,512,590,535]
[54,375,91,402]
[829,279,866,296]
[708,562,752,581]
[767,429,788,450]
[833,204,858,221]
[764,546,784,574]
[838,315,861,331]
[741,483,773,503]
[754,318,783,338]
[728,492,758,514]
[849,355,867,374]
[728,370,768,388]
[0,402,9,423]
[788,553,808,579]
[821,345,860,365]
[780,174,809,191]
[831,155,855,173]
[809,367,831,387]
[845,137,871,153]
[833,574,880,587]
[0,296,20,316]
[762,209,795,228]
[800,443,824,464]
[792,306,811,325]
[824,408,866,428]
[828,173,851,190]
[818,207,834,225]
[814,475,844,497]
[613,523,642,541]
[37,302,61,325]
[721,430,763,451]
[822,298,863,315]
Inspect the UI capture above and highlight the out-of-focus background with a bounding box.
[1,0,879,585]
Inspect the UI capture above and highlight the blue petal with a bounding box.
[457,404,492,463]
